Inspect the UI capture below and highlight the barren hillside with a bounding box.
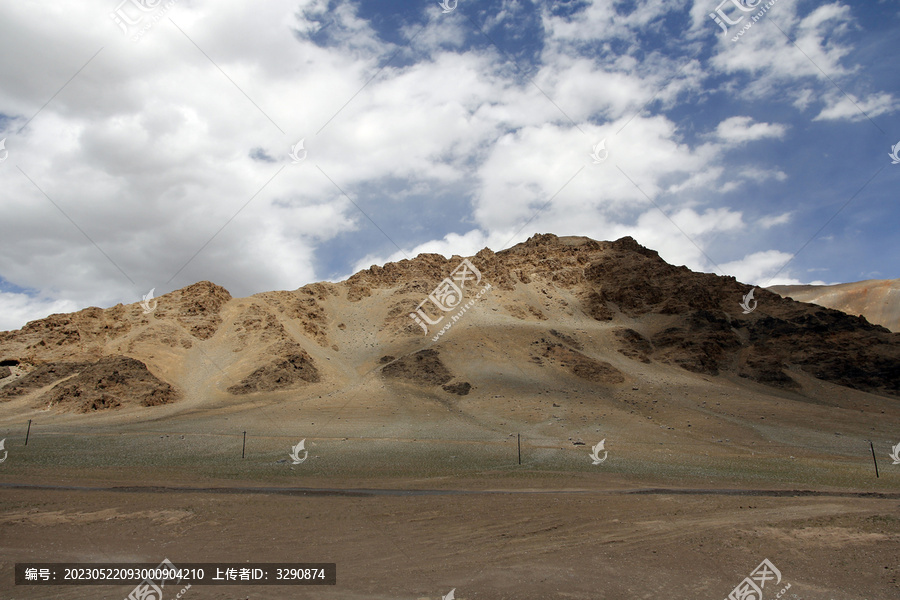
[770,279,900,333]
[1,234,898,418]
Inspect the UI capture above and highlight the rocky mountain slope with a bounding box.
[770,279,900,333]
[0,234,898,415]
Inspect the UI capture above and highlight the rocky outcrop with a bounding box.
[0,355,178,412]
[226,341,320,394]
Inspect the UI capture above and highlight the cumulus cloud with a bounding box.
[0,0,894,330]
[0,292,80,332]
[714,116,787,143]
[719,250,803,286]
[813,91,895,122]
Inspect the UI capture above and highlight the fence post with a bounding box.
[869,440,879,478]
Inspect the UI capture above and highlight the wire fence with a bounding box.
[1,419,896,483]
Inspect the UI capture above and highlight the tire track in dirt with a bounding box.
[1,481,899,498]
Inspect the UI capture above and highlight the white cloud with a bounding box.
[545,0,685,45]
[0,0,893,331]
[791,88,816,110]
[813,91,896,122]
[709,3,854,96]
[720,166,788,189]
[718,250,816,286]
[714,116,787,143]
[758,212,793,228]
[0,293,80,332]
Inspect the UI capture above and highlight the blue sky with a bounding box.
[0,0,898,330]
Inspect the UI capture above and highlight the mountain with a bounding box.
[0,234,898,416]
[769,279,900,333]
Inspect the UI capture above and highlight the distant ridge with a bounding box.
[769,279,900,333]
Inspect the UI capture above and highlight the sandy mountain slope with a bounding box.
[769,279,900,333]
[3,235,899,600]
[0,234,898,419]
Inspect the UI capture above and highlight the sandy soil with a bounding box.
[1,477,899,600]
[2,387,899,600]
